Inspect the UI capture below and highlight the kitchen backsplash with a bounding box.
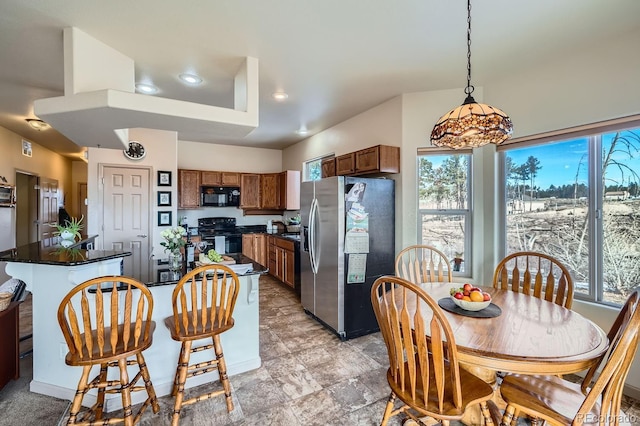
[178,207,286,229]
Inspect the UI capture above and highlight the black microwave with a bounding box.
[201,186,241,207]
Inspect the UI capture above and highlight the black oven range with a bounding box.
[197,217,266,254]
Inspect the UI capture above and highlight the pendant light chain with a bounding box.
[429,0,513,149]
[465,0,473,97]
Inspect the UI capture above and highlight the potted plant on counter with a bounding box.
[54,216,84,247]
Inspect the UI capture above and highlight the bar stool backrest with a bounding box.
[57,275,154,360]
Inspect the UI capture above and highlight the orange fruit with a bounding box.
[462,296,472,302]
[469,290,484,302]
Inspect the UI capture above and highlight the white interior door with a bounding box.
[101,166,151,282]
[38,177,59,247]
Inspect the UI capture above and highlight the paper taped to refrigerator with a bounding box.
[347,253,367,283]
[345,204,369,253]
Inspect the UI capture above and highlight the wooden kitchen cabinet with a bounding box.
[279,170,300,210]
[201,171,221,186]
[260,173,280,210]
[321,157,336,178]
[0,301,20,391]
[178,169,201,208]
[336,153,355,175]
[201,171,241,186]
[241,171,300,212]
[354,145,400,175]
[240,173,261,209]
[242,233,266,266]
[268,236,296,288]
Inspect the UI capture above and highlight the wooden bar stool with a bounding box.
[164,264,240,425]
[57,276,159,425]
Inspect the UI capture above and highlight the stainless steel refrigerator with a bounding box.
[300,176,395,340]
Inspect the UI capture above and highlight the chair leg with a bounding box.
[212,334,234,412]
[381,392,396,426]
[137,352,160,414]
[172,340,192,426]
[509,409,521,426]
[94,363,108,420]
[501,404,517,426]
[118,358,134,426]
[480,401,502,425]
[67,365,92,425]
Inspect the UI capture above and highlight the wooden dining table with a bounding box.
[400,283,609,425]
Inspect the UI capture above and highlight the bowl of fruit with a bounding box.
[450,283,492,311]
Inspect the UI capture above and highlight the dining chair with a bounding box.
[371,275,499,425]
[164,264,239,426]
[57,276,159,425]
[395,245,453,284]
[500,289,640,426]
[493,251,574,309]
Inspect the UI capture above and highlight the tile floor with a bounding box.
[2,275,639,425]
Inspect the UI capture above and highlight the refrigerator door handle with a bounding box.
[309,197,319,274]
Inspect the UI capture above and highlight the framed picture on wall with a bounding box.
[22,139,32,157]
[158,171,172,186]
[158,211,172,226]
[157,191,171,207]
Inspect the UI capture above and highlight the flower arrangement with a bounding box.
[54,215,84,240]
[160,226,187,254]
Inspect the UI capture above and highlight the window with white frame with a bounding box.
[500,125,640,306]
[418,150,472,275]
[303,155,332,182]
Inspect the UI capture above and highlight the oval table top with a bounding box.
[407,283,609,375]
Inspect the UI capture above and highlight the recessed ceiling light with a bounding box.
[179,73,203,85]
[25,118,50,131]
[296,128,309,136]
[272,92,288,101]
[135,83,158,94]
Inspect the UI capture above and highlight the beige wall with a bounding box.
[70,160,88,218]
[0,126,72,197]
[0,124,72,282]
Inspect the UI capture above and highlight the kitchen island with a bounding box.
[1,245,266,412]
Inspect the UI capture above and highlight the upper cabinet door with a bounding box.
[201,171,221,186]
[178,169,201,209]
[221,172,241,186]
[201,171,241,187]
[240,174,261,209]
[261,173,280,209]
[321,157,336,178]
[336,153,355,175]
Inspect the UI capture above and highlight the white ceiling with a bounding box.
[1,0,639,160]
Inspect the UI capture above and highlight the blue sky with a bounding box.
[506,130,640,190]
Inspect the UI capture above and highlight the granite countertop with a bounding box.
[148,253,268,287]
[265,230,301,242]
[0,237,130,266]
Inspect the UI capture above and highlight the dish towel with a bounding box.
[214,236,226,254]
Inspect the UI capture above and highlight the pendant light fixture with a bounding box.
[430,0,513,149]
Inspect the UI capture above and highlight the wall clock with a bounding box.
[123,140,146,161]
